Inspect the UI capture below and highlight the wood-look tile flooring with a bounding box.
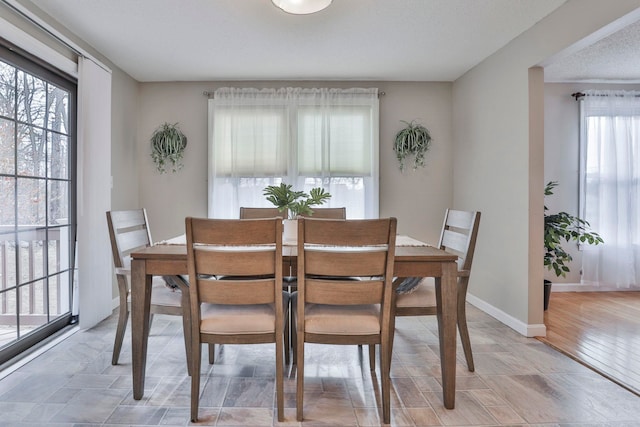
[538,291,640,397]
[1,305,640,426]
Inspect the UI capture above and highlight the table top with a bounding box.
[132,235,458,263]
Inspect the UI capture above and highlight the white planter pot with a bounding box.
[283,219,297,244]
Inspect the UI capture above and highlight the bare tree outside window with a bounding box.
[0,53,75,360]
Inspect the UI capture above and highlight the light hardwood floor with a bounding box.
[0,304,639,426]
[538,291,640,397]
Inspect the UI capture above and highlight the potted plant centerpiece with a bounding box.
[263,183,331,241]
[543,181,603,310]
[150,122,187,173]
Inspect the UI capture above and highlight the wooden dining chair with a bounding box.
[106,209,192,371]
[239,206,287,219]
[394,209,481,371]
[291,206,347,361]
[300,207,346,219]
[239,206,293,364]
[185,217,286,422]
[295,217,397,423]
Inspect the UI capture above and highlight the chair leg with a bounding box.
[190,340,202,422]
[380,338,391,424]
[208,344,215,364]
[283,305,291,365]
[275,336,285,422]
[457,297,475,372]
[291,295,298,366]
[111,299,129,365]
[179,288,193,376]
[296,337,304,421]
[387,277,403,367]
[368,345,376,371]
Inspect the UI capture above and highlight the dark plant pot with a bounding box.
[544,280,552,311]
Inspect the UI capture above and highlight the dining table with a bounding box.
[129,235,459,409]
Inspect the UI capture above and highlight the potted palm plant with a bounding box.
[263,183,331,241]
[263,183,331,219]
[544,181,603,309]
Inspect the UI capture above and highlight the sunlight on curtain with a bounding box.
[208,88,379,219]
[580,89,640,289]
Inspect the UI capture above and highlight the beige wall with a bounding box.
[138,81,453,243]
[452,0,640,334]
[111,68,140,210]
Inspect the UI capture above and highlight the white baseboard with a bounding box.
[549,282,636,292]
[112,296,119,310]
[466,294,547,338]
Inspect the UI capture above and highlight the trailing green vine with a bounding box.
[393,120,432,171]
[150,122,187,173]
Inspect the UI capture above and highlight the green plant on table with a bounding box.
[263,183,331,219]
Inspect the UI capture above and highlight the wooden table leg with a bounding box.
[435,260,457,409]
[131,258,152,400]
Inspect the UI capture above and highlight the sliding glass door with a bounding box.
[0,43,76,364]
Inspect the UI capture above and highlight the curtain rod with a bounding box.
[572,91,640,100]
[203,90,386,98]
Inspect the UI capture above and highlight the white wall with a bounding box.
[138,81,453,244]
[452,0,640,335]
[544,82,640,285]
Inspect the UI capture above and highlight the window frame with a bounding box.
[208,89,379,219]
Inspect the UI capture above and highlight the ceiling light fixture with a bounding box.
[272,0,332,15]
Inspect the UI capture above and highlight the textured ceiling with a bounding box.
[25,0,568,82]
[544,18,640,83]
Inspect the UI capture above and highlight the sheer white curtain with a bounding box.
[208,87,379,219]
[580,89,640,289]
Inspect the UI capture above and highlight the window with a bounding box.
[0,43,76,362]
[579,90,640,288]
[208,88,379,219]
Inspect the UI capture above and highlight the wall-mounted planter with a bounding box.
[393,120,432,172]
[150,122,187,173]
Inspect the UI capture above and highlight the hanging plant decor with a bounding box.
[150,122,187,173]
[393,120,432,171]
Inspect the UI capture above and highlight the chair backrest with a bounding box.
[297,217,397,308]
[300,207,346,219]
[106,209,152,274]
[185,217,283,308]
[437,209,481,275]
[239,207,287,219]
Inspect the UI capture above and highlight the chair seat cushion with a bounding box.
[199,292,290,335]
[395,277,436,308]
[150,276,183,307]
[304,303,381,335]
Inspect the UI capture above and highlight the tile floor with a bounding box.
[1,305,640,426]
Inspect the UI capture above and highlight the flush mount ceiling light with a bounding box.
[272,0,332,15]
